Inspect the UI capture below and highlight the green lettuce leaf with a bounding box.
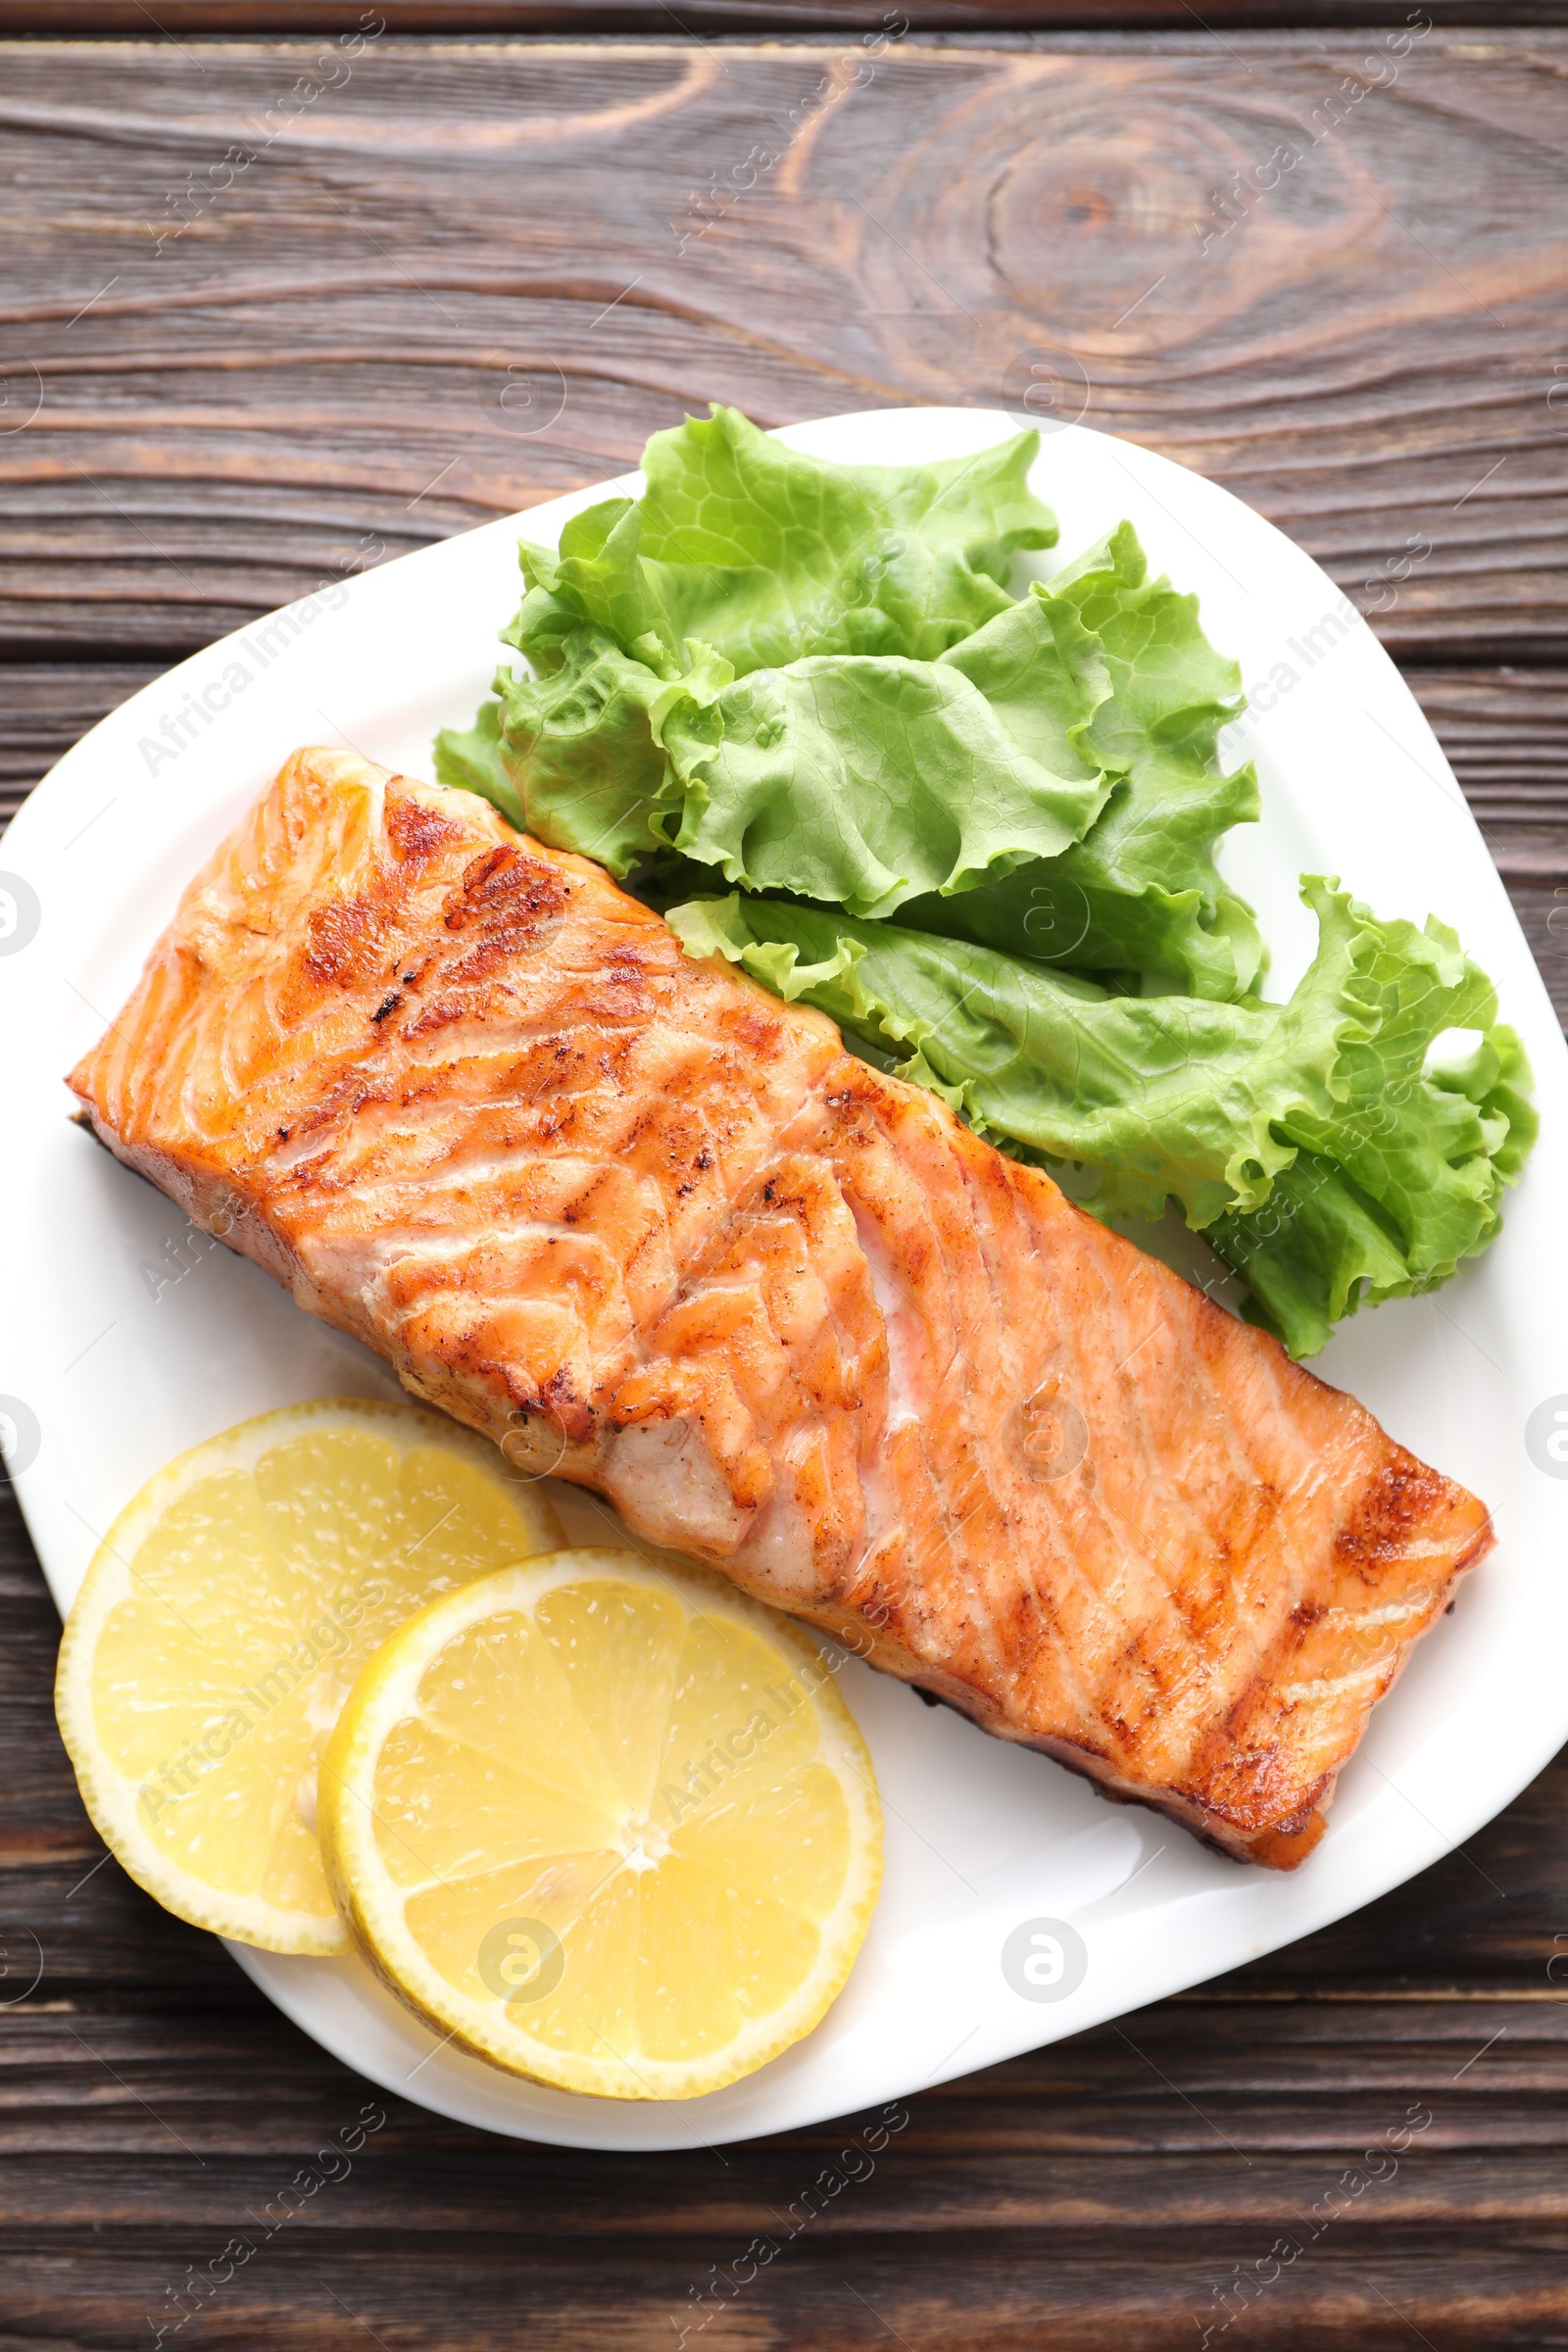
[667,879,1534,1354]
[506,497,718,684]
[936,566,1111,781]
[897,523,1263,1000]
[435,632,740,880]
[656,612,1113,918]
[444,505,1113,903]
[1206,949,1539,1354]
[500,630,678,873]
[510,407,1057,678]
[430,695,521,827]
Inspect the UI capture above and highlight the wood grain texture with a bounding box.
[3,36,1568,662]
[5,31,1568,2352]
[7,1,1567,31]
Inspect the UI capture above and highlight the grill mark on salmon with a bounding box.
[69,750,1494,1868]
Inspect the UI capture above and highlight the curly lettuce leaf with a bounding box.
[935,567,1111,781]
[668,879,1535,1354]
[438,632,741,878]
[641,407,1053,585]
[1206,938,1539,1354]
[657,622,1113,919]
[431,695,522,827]
[897,524,1263,1000]
[510,407,1057,679]
[445,534,1114,905]
[507,497,717,683]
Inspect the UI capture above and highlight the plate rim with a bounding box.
[4,402,1566,2149]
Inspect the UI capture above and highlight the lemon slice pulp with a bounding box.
[319,1549,883,2100]
[54,1398,563,1954]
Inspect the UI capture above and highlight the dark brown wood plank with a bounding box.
[0,663,157,830]
[6,1,1567,29]
[3,36,1568,662]
[1414,668,1568,1017]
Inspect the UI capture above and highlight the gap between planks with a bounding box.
[1171,1988,1568,2003]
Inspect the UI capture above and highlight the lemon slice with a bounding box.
[319,1549,883,2101]
[54,1398,563,1955]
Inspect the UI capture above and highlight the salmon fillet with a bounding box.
[70,748,1493,1868]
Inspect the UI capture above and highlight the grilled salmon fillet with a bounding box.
[70,749,1493,1868]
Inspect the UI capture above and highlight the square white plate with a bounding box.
[3,408,1565,2151]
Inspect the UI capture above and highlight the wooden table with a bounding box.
[4,21,1568,2346]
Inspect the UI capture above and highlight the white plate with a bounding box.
[3,408,1565,2152]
